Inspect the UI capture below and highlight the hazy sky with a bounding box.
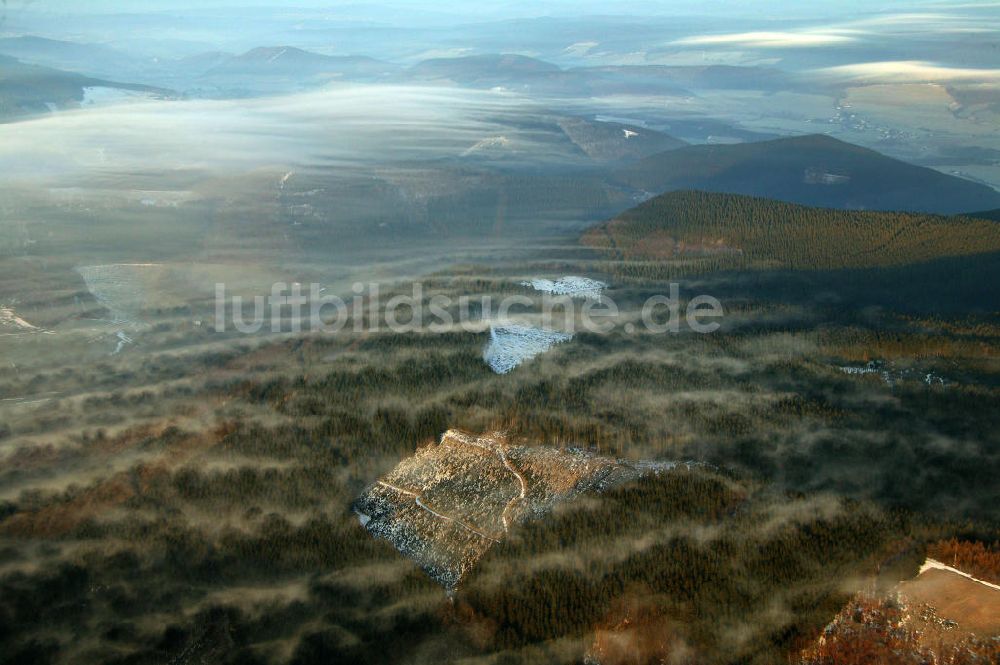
[4,0,959,20]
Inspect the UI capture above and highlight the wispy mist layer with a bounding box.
[0,85,555,184]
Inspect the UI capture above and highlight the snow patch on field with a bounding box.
[563,41,599,56]
[484,324,572,374]
[0,306,40,332]
[111,331,134,355]
[462,136,511,156]
[804,167,851,185]
[76,264,159,326]
[838,360,947,387]
[522,276,607,299]
[920,559,1000,592]
[595,115,648,128]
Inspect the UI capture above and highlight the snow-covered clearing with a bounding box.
[0,306,41,332]
[838,360,948,387]
[920,558,1000,592]
[522,275,607,300]
[76,264,159,326]
[462,136,511,156]
[483,324,572,374]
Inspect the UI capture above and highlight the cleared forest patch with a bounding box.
[353,429,688,587]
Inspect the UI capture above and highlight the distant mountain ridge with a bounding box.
[408,53,561,82]
[0,36,144,80]
[569,64,801,92]
[205,46,395,79]
[403,55,800,95]
[0,37,397,92]
[967,208,1000,221]
[0,39,811,102]
[403,53,692,96]
[614,134,1000,215]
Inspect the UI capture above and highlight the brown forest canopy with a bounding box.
[583,190,1000,271]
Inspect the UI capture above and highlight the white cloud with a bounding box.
[671,10,999,51]
[819,61,1000,84]
[838,11,1000,32]
[673,30,857,48]
[849,12,961,26]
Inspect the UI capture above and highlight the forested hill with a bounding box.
[582,189,1000,270]
[612,134,1000,214]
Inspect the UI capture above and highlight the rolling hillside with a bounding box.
[583,189,1000,270]
[557,116,686,162]
[0,55,169,120]
[613,134,1000,214]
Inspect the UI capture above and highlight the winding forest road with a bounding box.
[377,480,500,542]
[447,431,529,533]
[496,446,527,531]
